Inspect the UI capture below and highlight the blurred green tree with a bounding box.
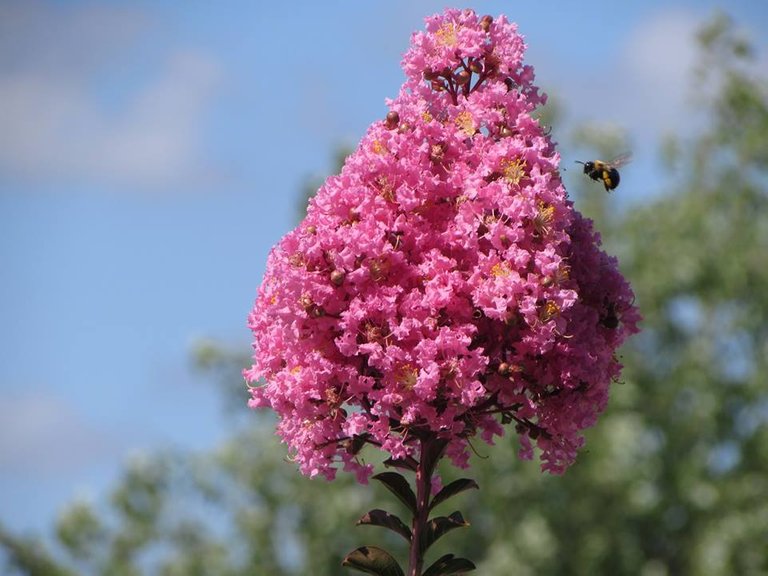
[2,13,765,576]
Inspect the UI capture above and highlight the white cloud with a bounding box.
[0,1,220,190]
[618,8,701,137]
[0,389,112,476]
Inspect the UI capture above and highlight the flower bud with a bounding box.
[455,69,471,85]
[385,110,400,129]
[330,269,346,286]
[299,294,313,311]
[484,54,499,75]
[311,305,325,318]
[480,15,493,32]
[431,79,446,92]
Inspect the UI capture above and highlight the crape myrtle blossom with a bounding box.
[245,9,639,484]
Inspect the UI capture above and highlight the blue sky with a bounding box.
[1,0,766,535]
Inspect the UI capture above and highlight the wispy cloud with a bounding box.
[0,1,220,191]
[618,8,701,138]
[0,389,113,476]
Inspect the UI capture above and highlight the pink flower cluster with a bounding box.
[245,9,639,482]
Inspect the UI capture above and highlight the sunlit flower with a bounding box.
[246,8,639,482]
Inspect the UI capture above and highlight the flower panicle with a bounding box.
[246,8,639,484]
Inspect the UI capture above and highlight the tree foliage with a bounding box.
[3,13,766,576]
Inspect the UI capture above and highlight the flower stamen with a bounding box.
[501,157,527,186]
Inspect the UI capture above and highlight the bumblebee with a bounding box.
[576,153,632,192]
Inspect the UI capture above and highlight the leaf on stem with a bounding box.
[420,511,470,553]
[429,478,479,511]
[422,554,476,576]
[349,433,372,455]
[372,472,417,515]
[421,438,449,478]
[357,509,412,542]
[342,546,405,576]
[383,457,418,472]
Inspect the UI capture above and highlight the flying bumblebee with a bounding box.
[576,153,632,192]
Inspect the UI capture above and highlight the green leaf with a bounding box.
[420,511,469,553]
[429,478,479,511]
[372,472,417,515]
[357,509,412,542]
[422,554,476,576]
[342,546,405,576]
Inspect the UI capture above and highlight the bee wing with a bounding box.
[609,152,633,168]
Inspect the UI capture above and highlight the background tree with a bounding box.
[2,13,766,576]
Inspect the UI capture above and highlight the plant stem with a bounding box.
[407,437,434,576]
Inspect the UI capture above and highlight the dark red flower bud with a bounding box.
[385,110,400,129]
[330,269,346,286]
[431,80,446,92]
[455,69,471,85]
[499,125,513,138]
[311,305,325,318]
[484,54,499,75]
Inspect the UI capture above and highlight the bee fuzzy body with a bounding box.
[576,154,630,192]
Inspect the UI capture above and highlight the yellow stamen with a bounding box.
[543,265,570,287]
[325,387,340,405]
[396,363,418,390]
[371,140,388,155]
[368,256,389,282]
[454,110,475,136]
[288,252,306,267]
[501,157,527,186]
[540,301,560,322]
[375,175,395,202]
[436,22,459,47]
[490,262,512,277]
[533,201,555,236]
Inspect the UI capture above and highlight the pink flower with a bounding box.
[246,9,639,482]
